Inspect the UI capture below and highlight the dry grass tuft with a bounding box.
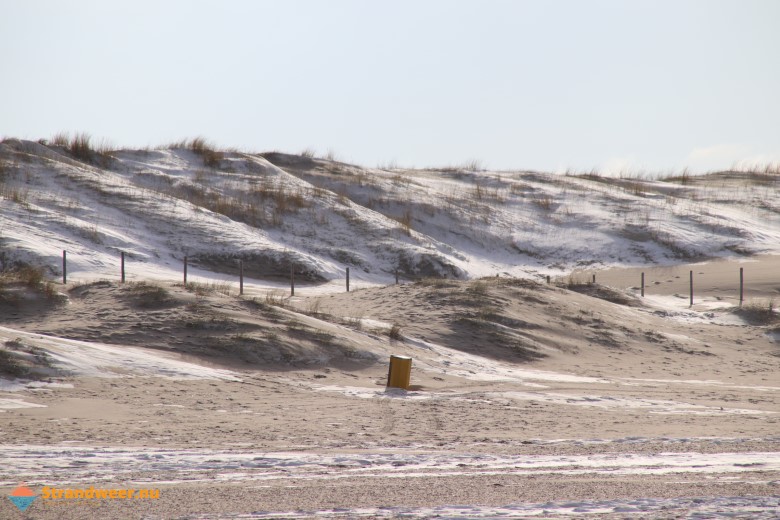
[438,159,484,173]
[178,280,233,297]
[662,168,692,185]
[69,132,94,162]
[305,298,323,316]
[0,185,29,205]
[51,131,70,147]
[49,131,114,165]
[0,266,61,302]
[735,299,777,325]
[166,137,223,167]
[190,137,222,167]
[14,266,45,287]
[394,209,413,235]
[124,281,172,307]
[388,322,403,340]
[532,195,554,211]
[264,290,288,308]
[461,159,483,172]
[416,278,458,289]
[467,280,490,296]
[151,173,311,228]
[0,339,55,379]
[564,277,642,307]
[0,348,28,377]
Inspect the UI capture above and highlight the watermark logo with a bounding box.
[7,482,37,512]
[6,482,160,512]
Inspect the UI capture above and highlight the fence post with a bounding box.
[290,263,295,296]
[346,267,350,292]
[62,250,67,284]
[395,269,399,285]
[592,274,596,284]
[239,260,244,296]
[121,251,125,283]
[183,256,188,285]
[689,270,693,307]
[739,267,744,307]
[641,272,645,297]
[546,275,550,284]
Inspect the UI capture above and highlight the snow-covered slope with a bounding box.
[1,138,778,285]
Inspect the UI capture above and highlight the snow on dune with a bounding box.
[0,326,240,382]
[0,398,47,410]
[2,139,780,288]
[403,335,610,383]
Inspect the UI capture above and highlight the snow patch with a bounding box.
[0,398,47,410]
[0,326,241,382]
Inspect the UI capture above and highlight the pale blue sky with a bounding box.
[2,0,778,173]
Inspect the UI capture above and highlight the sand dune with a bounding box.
[1,140,779,517]
[1,270,778,518]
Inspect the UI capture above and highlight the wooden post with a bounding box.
[739,267,744,307]
[121,251,125,283]
[290,263,295,296]
[592,274,596,284]
[641,272,645,297]
[395,269,399,285]
[183,256,188,284]
[239,260,244,295]
[689,270,693,307]
[546,275,550,284]
[62,250,67,284]
[346,267,350,292]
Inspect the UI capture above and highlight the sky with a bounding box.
[1,0,778,174]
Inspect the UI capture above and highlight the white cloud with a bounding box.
[683,144,752,172]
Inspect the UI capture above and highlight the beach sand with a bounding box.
[1,256,778,518]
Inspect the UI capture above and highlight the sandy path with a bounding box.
[588,254,780,307]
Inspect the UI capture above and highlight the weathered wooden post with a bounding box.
[183,256,188,284]
[395,269,399,285]
[346,267,350,292]
[121,251,125,283]
[739,267,744,307]
[546,275,550,284]
[641,272,645,297]
[239,260,244,296]
[290,262,295,296]
[689,270,693,307]
[592,274,596,284]
[62,250,67,284]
